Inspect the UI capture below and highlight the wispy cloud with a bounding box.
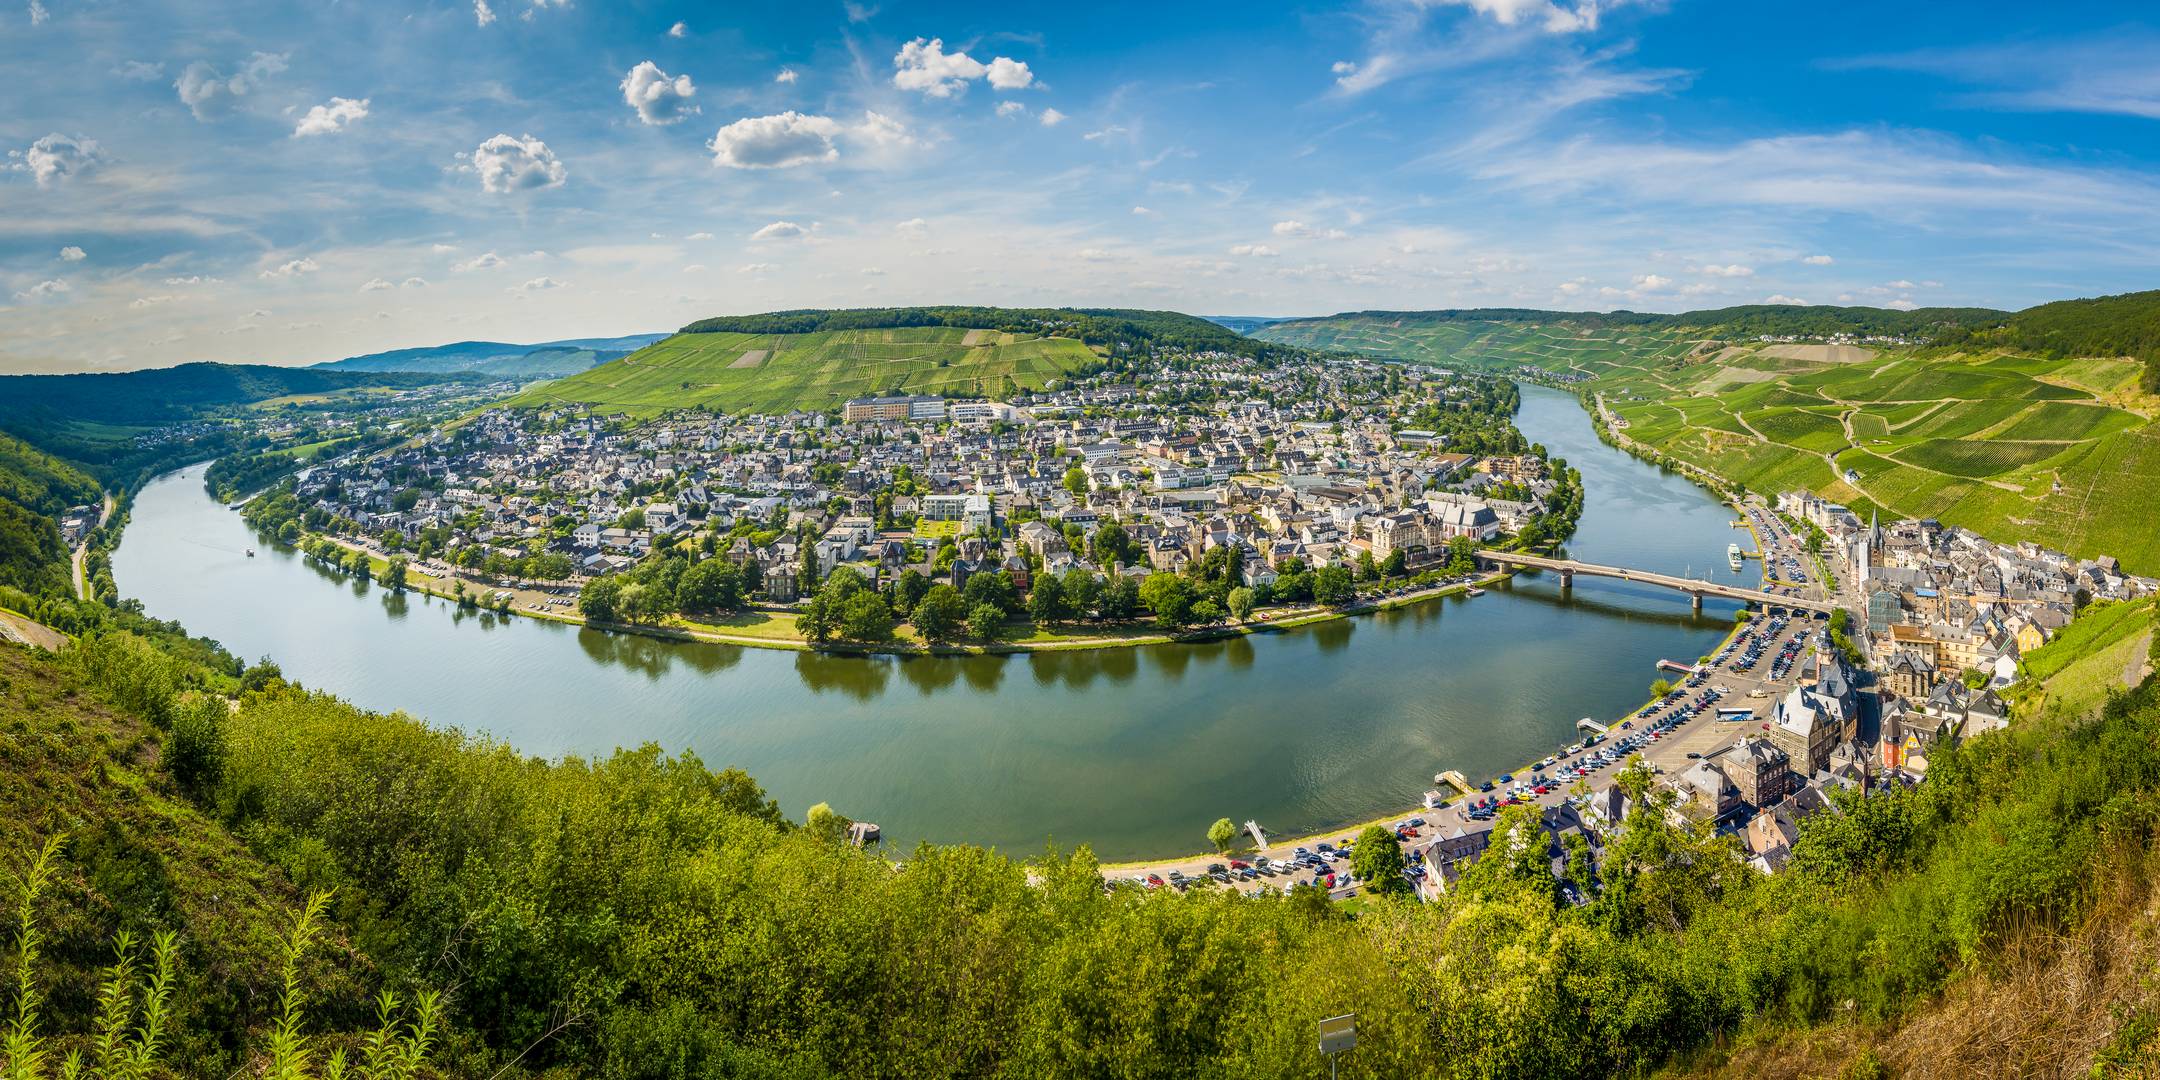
[1829,35,2160,120]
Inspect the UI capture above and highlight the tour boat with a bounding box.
[1465,586,1486,597]
[1726,543,1743,570]
[246,548,256,558]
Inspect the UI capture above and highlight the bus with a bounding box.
[1715,707,1754,722]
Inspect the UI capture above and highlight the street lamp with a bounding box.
[1318,1013,1356,1078]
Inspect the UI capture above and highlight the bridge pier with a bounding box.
[1690,591,1703,612]
[1559,568,1573,590]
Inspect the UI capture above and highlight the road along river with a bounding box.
[114,383,1757,860]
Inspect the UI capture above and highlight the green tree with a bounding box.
[1351,824,1407,894]
[1312,565,1355,606]
[1207,817,1238,854]
[804,802,853,844]
[383,556,410,592]
[1061,567,1100,618]
[1138,574,1196,630]
[839,591,896,643]
[967,602,1006,641]
[1650,678,1673,698]
[1062,466,1089,498]
[675,558,744,614]
[164,694,229,799]
[963,570,1020,615]
[913,584,968,643]
[1027,573,1069,624]
[893,568,929,616]
[1226,586,1256,622]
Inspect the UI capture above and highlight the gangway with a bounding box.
[1576,717,1610,736]
[1432,770,1473,795]
[1245,820,1268,850]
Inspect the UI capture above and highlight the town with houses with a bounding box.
[1376,486,2159,902]
[273,349,1551,614]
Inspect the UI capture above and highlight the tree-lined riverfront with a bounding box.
[113,384,1749,859]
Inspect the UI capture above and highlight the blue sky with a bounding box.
[4,0,2158,372]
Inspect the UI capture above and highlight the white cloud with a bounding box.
[115,60,165,81]
[682,264,706,273]
[1083,125,1127,141]
[892,37,1034,98]
[685,231,713,240]
[1886,299,1918,311]
[1039,107,1067,127]
[738,263,775,275]
[11,133,103,186]
[431,243,459,253]
[57,245,85,262]
[400,277,429,288]
[12,279,69,301]
[1131,206,1153,216]
[1229,243,1279,257]
[844,1,876,21]
[860,267,885,276]
[1763,294,1810,306]
[1272,220,1347,239]
[258,257,319,280]
[474,0,495,26]
[775,68,798,84]
[1697,263,1753,277]
[1886,279,1917,290]
[1432,0,1624,34]
[894,217,929,238]
[708,111,841,168]
[293,97,369,137]
[1075,248,1116,262]
[1633,273,1672,291]
[467,133,566,193]
[513,276,565,291]
[360,278,393,292]
[893,38,983,97]
[174,52,287,120]
[163,275,217,286]
[454,251,507,271]
[852,110,916,150]
[751,220,808,241]
[129,295,178,309]
[667,20,686,38]
[28,0,47,25]
[997,101,1026,119]
[621,61,698,125]
[985,57,1034,91]
[1801,254,1836,266]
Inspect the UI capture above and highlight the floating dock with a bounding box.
[1576,717,1610,735]
[1433,769,1473,795]
[1657,659,1701,674]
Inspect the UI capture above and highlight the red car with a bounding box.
[1146,874,1164,887]
[1229,860,1249,870]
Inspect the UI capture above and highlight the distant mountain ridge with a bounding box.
[314,333,668,377]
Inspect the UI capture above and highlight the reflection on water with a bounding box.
[112,383,1753,859]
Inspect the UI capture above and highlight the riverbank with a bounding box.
[1098,609,1757,872]
[294,527,1519,656]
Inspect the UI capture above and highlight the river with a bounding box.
[113,383,1756,860]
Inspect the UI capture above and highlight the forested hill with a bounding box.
[312,333,666,376]
[681,305,1308,362]
[0,362,473,479]
[1266,303,2010,340]
[1939,289,2160,390]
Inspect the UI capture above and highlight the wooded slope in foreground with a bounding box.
[3,593,2159,1077]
